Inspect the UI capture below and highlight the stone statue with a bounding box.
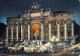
[33,31,37,40]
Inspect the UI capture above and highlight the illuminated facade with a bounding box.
[6,2,74,42]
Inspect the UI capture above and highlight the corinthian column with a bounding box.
[64,21,67,40]
[71,21,75,43]
[49,21,52,41]
[71,21,74,37]
[41,22,44,41]
[6,25,8,41]
[28,24,30,41]
[28,21,30,41]
[16,24,18,41]
[11,25,13,41]
[21,24,24,41]
[57,22,60,41]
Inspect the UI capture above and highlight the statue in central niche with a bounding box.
[33,31,37,40]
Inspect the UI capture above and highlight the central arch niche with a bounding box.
[31,24,40,40]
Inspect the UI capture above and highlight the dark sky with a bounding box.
[0,0,80,25]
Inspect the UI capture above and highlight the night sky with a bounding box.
[0,0,80,25]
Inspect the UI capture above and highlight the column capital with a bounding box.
[11,24,14,26]
[6,25,8,27]
[24,24,27,26]
[64,21,67,24]
[41,20,44,23]
[48,21,52,23]
[57,21,60,24]
[16,24,18,26]
[71,21,74,23]
[20,23,24,25]
[28,20,31,24]
[41,19,44,23]
[28,22,31,25]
